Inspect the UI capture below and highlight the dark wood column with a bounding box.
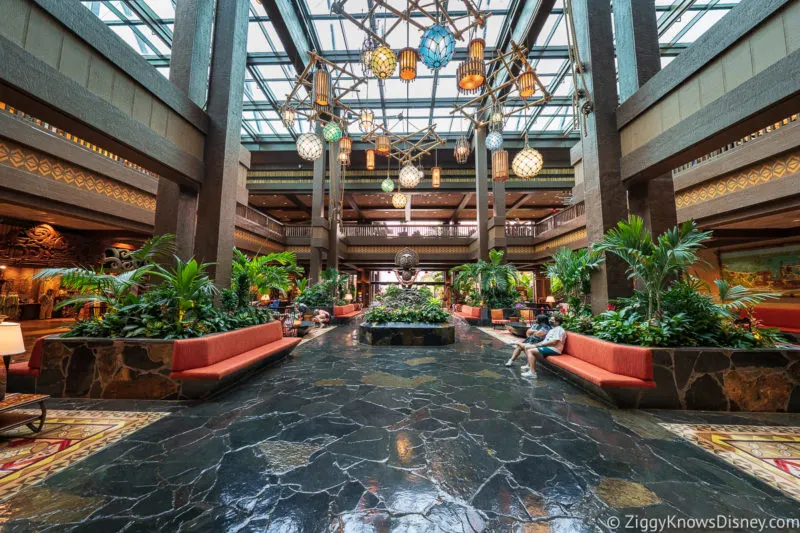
[327,139,341,271]
[194,0,249,287]
[614,0,677,237]
[489,177,507,253]
[474,127,489,260]
[571,0,631,312]
[153,0,213,258]
[310,124,328,284]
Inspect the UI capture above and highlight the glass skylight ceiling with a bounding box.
[83,0,742,144]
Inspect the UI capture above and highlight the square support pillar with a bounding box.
[474,127,489,261]
[488,179,507,252]
[153,0,213,258]
[327,140,341,271]
[194,0,249,288]
[571,0,632,313]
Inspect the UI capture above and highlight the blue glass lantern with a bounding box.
[419,24,456,70]
[486,131,504,151]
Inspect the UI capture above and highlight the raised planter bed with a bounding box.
[359,322,455,346]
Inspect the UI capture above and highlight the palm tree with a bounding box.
[34,234,175,313]
[232,249,303,299]
[149,257,218,324]
[544,247,604,306]
[595,216,712,320]
[709,279,779,317]
[451,249,519,306]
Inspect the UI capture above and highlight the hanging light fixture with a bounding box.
[517,67,537,99]
[376,135,391,155]
[359,108,375,133]
[323,122,342,142]
[454,136,470,164]
[381,177,395,193]
[419,24,456,70]
[489,101,506,131]
[432,149,441,188]
[366,148,376,171]
[296,132,323,161]
[338,151,351,167]
[486,130,503,151]
[371,45,397,80]
[512,135,543,179]
[399,47,418,82]
[492,149,509,182]
[280,104,296,128]
[457,38,486,94]
[392,192,408,209]
[399,162,421,188]
[339,134,352,155]
[360,36,378,76]
[313,68,330,106]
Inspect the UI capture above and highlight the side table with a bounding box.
[0,393,49,434]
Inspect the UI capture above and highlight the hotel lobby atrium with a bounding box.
[0,0,799,530]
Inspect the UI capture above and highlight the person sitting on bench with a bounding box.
[505,314,550,367]
[521,315,566,379]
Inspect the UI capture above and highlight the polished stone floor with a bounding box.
[2,321,800,532]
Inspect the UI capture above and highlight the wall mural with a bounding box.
[0,223,104,267]
[721,244,800,298]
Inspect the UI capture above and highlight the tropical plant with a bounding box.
[594,216,712,320]
[709,279,779,316]
[148,257,218,324]
[232,248,303,300]
[451,249,519,307]
[321,268,349,300]
[295,278,309,295]
[34,234,176,313]
[545,247,604,305]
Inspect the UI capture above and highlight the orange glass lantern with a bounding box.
[492,149,509,182]
[376,135,391,155]
[517,67,536,98]
[398,47,418,82]
[431,166,441,188]
[366,148,376,170]
[313,69,330,106]
[339,135,352,155]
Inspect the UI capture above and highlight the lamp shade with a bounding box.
[366,148,376,171]
[517,67,536,98]
[0,322,25,356]
[339,135,352,155]
[376,135,391,155]
[313,69,330,106]
[431,166,441,188]
[512,146,543,179]
[322,122,342,142]
[392,192,408,208]
[398,47,418,82]
[545,295,556,304]
[457,58,485,94]
[399,163,421,188]
[492,149,509,182]
[296,132,323,161]
[419,24,455,69]
[371,45,397,80]
[485,130,503,151]
[381,177,395,193]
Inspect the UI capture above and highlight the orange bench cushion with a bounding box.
[547,355,656,389]
[750,305,800,333]
[172,322,284,372]
[563,333,653,381]
[8,337,44,377]
[334,304,358,317]
[170,337,301,380]
[8,361,39,377]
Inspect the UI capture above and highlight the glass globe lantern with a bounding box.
[381,177,395,193]
[419,24,456,70]
[431,166,441,188]
[398,47,418,82]
[398,163,421,188]
[371,45,397,80]
[366,148,376,171]
[296,132,323,161]
[517,67,537,98]
[280,104,296,128]
[392,192,408,209]
[485,130,503,151]
[492,149,509,182]
[360,36,377,76]
[322,122,342,142]
[359,108,375,133]
[512,140,543,179]
[454,136,470,164]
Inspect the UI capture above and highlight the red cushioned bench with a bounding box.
[453,305,481,324]
[170,321,300,381]
[332,304,362,323]
[8,337,44,379]
[750,305,800,336]
[535,332,656,407]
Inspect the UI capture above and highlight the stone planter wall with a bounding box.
[359,323,456,346]
[36,337,182,400]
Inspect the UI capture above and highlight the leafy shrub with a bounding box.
[363,302,449,324]
[295,282,334,308]
[378,287,431,308]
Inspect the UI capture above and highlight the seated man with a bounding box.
[312,308,331,328]
[505,314,550,367]
[521,314,566,379]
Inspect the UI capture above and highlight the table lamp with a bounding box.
[545,296,556,305]
[0,322,25,400]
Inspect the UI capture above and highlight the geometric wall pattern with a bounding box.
[676,151,800,209]
[0,139,156,211]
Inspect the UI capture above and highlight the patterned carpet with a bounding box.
[662,424,800,501]
[0,410,168,503]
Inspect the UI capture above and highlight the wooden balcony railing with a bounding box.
[341,224,477,239]
[533,202,585,236]
[504,224,536,238]
[284,225,312,238]
[236,204,284,241]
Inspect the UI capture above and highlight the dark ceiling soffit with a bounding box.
[243,137,579,151]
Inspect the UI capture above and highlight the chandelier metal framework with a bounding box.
[363,122,445,166]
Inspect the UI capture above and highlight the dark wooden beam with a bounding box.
[712,228,800,240]
[258,0,312,75]
[448,192,474,223]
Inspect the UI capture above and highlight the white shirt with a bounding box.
[541,326,567,354]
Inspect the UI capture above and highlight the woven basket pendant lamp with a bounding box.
[517,67,536,99]
[339,135,352,155]
[399,47,418,82]
[457,39,486,94]
[376,135,391,156]
[431,166,441,188]
[313,69,330,106]
[492,149,509,182]
[366,148,376,171]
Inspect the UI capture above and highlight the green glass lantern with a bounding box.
[381,177,395,193]
[322,122,342,143]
